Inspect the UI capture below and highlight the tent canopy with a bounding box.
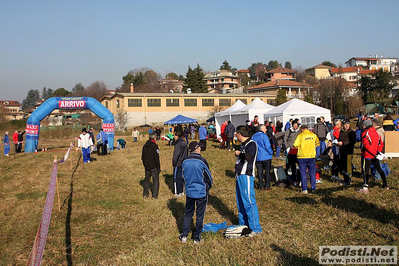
[263,99,331,128]
[215,100,247,117]
[164,114,197,125]
[230,98,274,115]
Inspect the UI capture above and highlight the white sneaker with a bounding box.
[358,187,369,193]
[248,231,262,237]
[301,190,308,194]
[5,154,9,156]
[179,235,187,243]
[88,161,91,164]
[316,179,323,184]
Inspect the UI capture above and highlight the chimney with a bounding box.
[129,83,134,93]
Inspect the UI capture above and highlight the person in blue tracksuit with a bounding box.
[252,125,273,190]
[199,124,208,151]
[3,131,10,156]
[179,141,213,243]
[78,128,93,164]
[234,125,262,235]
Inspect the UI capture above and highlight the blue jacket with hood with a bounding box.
[182,152,213,198]
[251,131,273,161]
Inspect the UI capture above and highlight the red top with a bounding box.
[13,132,18,143]
[361,127,380,159]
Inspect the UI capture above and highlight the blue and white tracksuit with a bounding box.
[235,139,262,233]
[78,133,93,163]
[3,134,10,155]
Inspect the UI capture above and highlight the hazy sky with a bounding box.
[1,0,398,102]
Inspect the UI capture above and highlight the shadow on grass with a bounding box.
[62,153,81,266]
[285,196,318,205]
[163,174,174,194]
[208,195,238,224]
[225,169,235,178]
[167,198,185,232]
[320,196,399,229]
[271,244,319,266]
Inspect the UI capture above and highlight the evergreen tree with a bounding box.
[72,83,85,96]
[322,61,337,68]
[275,89,287,105]
[184,64,207,93]
[267,60,279,70]
[22,89,40,109]
[52,88,71,97]
[284,61,292,69]
[220,60,232,71]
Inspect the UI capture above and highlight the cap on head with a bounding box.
[189,141,203,152]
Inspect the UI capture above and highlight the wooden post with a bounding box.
[70,143,73,171]
[54,155,61,212]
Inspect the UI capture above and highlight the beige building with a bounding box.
[204,70,241,93]
[305,64,334,79]
[100,92,275,127]
[0,101,23,121]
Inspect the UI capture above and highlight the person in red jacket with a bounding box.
[12,130,18,153]
[220,121,227,149]
[359,119,389,193]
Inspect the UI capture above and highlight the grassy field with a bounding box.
[0,133,398,265]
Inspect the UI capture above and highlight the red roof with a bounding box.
[268,67,297,74]
[246,80,311,91]
[359,69,377,75]
[237,69,250,73]
[330,67,362,74]
[0,101,22,106]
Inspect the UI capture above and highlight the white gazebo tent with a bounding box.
[263,98,331,128]
[215,100,247,137]
[230,97,274,126]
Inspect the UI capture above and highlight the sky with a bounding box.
[1,0,398,102]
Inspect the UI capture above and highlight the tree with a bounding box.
[267,60,279,70]
[220,60,232,71]
[84,81,107,100]
[72,83,85,96]
[275,89,287,105]
[115,108,129,132]
[51,88,71,97]
[41,87,53,100]
[304,94,314,104]
[178,75,185,81]
[184,64,207,93]
[322,61,337,68]
[284,61,292,69]
[22,89,40,109]
[248,62,265,80]
[144,70,159,84]
[315,78,350,115]
[359,69,395,109]
[166,72,178,80]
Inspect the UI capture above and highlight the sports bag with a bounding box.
[224,225,252,238]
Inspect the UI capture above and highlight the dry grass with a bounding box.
[0,134,398,266]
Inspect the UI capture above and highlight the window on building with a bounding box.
[166,98,179,107]
[184,99,197,106]
[147,99,161,107]
[219,99,231,106]
[105,102,108,108]
[202,99,214,106]
[116,100,120,109]
[301,116,316,128]
[237,99,247,104]
[128,99,142,107]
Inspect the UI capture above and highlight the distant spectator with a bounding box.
[78,128,93,164]
[141,132,160,199]
[199,124,207,151]
[17,130,25,153]
[132,128,140,142]
[313,116,329,157]
[12,130,18,153]
[97,128,108,155]
[252,125,273,190]
[224,121,236,151]
[173,130,188,196]
[155,126,161,140]
[382,115,396,131]
[117,139,126,150]
[3,131,10,156]
[284,119,293,131]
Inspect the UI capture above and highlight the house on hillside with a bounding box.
[345,55,397,72]
[266,67,296,81]
[204,70,241,93]
[0,101,23,121]
[305,64,334,79]
[244,80,312,102]
[159,78,184,93]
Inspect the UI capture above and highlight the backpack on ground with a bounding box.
[224,225,252,238]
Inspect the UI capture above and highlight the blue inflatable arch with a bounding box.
[25,97,115,153]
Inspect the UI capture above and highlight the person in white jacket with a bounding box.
[78,128,93,164]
